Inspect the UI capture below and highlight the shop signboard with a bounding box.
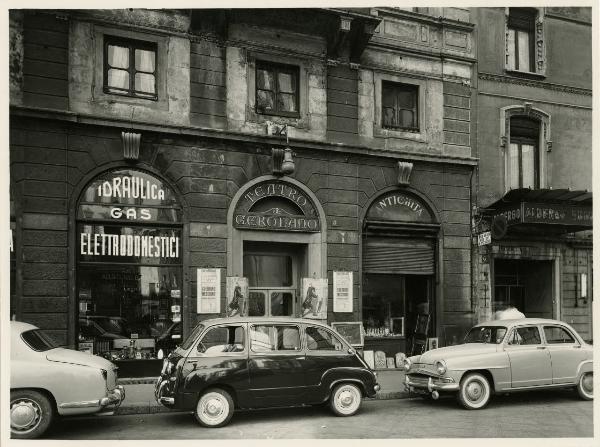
[333,271,353,313]
[493,202,592,227]
[226,277,249,317]
[300,278,328,319]
[198,268,221,314]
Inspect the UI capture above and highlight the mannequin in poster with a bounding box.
[227,279,248,317]
[301,278,327,319]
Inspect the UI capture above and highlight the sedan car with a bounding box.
[10,321,125,438]
[155,317,380,427]
[403,318,593,409]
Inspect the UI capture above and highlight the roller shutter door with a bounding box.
[363,237,434,275]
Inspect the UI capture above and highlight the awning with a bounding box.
[483,188,592,236]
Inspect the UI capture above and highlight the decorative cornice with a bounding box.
[478,72,592,97]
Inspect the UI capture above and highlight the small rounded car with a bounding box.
[10,321,125,439]
[403,318,593,409]
[155,316,380,427]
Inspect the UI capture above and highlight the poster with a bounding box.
[333,271,353,313]
[197,268,221,314]
[226,277,249,317]
[300,278,328,319]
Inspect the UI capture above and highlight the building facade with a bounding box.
[9,7,478,375]
[470,7,593,340]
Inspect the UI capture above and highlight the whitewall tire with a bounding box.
[457,373,491,410]
[10,390,54,439]
[577,372,593,400]
[329,383,362,417]
[195,388,234,428]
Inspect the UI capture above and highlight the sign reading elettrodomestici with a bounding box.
[78,169,182,262]
[233,180,320,232]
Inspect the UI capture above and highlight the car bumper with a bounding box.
[155,377,175,406]
[59,385,126,412]
[404,374,459,393]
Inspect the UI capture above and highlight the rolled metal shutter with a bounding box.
[363,237,434,275]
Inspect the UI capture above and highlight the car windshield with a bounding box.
[21,329,59,352]
[464,326,507,344]
[179,324,205,350]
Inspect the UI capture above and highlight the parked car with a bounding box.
[403,318,593,409]
[10,321,125,439]
[155,316,380,427]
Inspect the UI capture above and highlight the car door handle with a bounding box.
[536,346,546,350]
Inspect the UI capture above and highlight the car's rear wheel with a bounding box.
[194,388,234,428]
[577,372,593,400]
[329,383,362,417]
[457,373,491,410]
[10,389,54,439]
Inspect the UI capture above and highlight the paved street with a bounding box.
[45,390,592,439]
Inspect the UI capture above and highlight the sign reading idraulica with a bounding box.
[233,180,320,232]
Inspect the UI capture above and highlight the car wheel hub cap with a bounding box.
[583,374,593,393]
[11,400,40,431]
[203,397,225,419]
[340,390,354,406]
[466,382,483,401]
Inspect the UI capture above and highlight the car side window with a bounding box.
[544,326,576,344]
[508,326,541,345]
[306,326,343,351]
[197,325,245,354]
[250,325,300,352]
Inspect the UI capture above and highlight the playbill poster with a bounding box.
[300,278,328,320]
[197,268,221,314]
[333,271,353,313]
[226,277,249,317]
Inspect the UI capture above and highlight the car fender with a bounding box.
[447,352,510,392]
[575,359,593,380]
[320,367,373,396]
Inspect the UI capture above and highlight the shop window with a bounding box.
[382,81,419,131]
[255,61,300,117]
[76,169,183,363]
[505,8,545,76]
[250,325,300,352]
[104,36,157,100]
[507,116,539,189]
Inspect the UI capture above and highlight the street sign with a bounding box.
[477,231,492,246]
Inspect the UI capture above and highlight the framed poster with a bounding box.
[331,322,364,347]
[226,277,249,317]
[333,271,353,313]
[301,278,328,319]
[197,268,221,314]
[391,317,404,336]
[427,337,439,351]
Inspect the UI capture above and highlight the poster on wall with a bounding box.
[300,278,328,319]
[226,277,249,317]
[197,268,221,314]
[333,271,353,313]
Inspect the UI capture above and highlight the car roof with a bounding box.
[476,318,572,327]
[11,321,39,333]
[197,316,331,328]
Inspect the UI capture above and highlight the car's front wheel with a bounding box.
[577,372,593,400]
[329,383,362,416]
[194,388,234,428]
[457,373,491,410]
[10,389,54,439]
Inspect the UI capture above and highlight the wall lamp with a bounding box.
[271,124,295,176]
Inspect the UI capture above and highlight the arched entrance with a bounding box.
[75,168,184,374]
[361,187,441,357]
[227,176,327,319]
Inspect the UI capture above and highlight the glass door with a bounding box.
[248,289,296,317]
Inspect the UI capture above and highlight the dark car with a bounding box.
[155,317,380,427]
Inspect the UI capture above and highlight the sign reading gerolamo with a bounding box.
[233,180,320,232]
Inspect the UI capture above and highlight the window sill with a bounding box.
[373,126,426,143]
[505,69,546,80]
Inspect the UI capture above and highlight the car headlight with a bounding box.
[403,358,411,371]
[435,360,447,375]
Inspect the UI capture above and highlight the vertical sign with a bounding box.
[197,268,221,314]
[226,277,249,317]
[333,271,353,313]
[300,278,328,320]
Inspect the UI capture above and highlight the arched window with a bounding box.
[76,169,183,362]
[508,116,539,189]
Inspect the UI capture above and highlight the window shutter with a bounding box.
[363,237,435,275]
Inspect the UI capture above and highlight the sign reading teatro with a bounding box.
[233,180,320,232]
[78,169,182,261]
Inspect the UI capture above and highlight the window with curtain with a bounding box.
[507,8,536,72]
[382,81,419,131]
[255,61,299,116]
[508,116,539,189]
[104,36,157,100]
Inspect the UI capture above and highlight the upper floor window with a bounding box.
[104,36,157,100]
[508,116,539,189]
[382,81,419,132]
[255,61,299,117]
[507,8,536,72]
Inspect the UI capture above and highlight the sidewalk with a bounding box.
[115,369,410,415]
